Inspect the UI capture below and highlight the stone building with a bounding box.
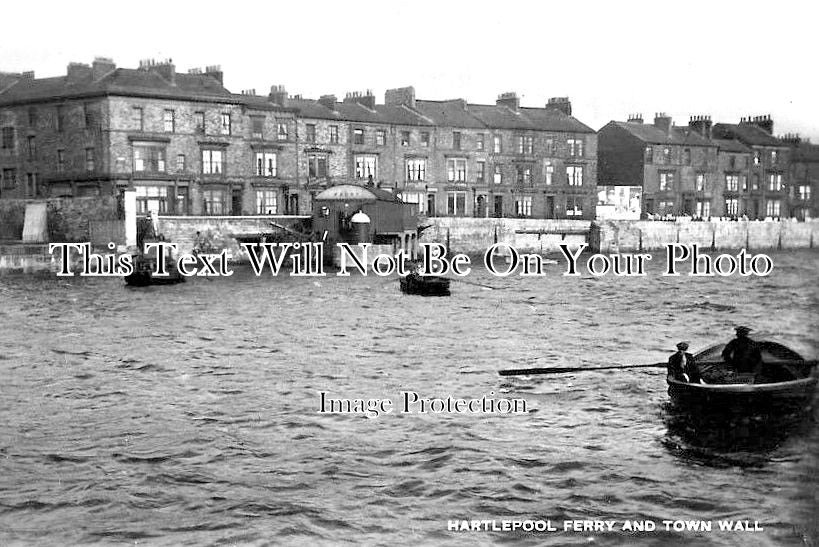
[782,135,818,220]
[0,58,299,215]
[597,114,718,218]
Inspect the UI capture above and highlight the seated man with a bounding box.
[721,326,763,378]
[667,342,701,383]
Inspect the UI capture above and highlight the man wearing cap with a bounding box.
[721,326,763,377]
[668,342,700,383]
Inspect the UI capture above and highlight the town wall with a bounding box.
[0,196,118,241]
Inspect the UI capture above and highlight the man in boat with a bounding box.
[667,342,701,383]
[721,326,763,378]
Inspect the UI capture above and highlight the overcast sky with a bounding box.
[3,0,817,141]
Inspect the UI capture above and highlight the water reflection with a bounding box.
[661,399,817,467]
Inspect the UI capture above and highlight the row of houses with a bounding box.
[0,57,816,221]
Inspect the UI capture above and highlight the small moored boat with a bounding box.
[667,341,818,412]
[399,272,451,296]
[124,250,186,287]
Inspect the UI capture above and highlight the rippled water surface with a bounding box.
[0,249,817,546]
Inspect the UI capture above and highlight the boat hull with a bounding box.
[667,376,817,411]
[399,275,451,296]
[124,254,186,287]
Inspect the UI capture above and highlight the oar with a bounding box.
[499,362,667,376]
[448,277,497,290]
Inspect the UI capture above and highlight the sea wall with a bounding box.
[0,197,119,242]
[155,215,311,260]
[418,217,591,254]
[591,219,819,253]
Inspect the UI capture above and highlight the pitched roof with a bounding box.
[712,123,785,147]
[790,141,819,162]
[711,138,752,154]
[609,121,714,146]
[0,68,234,105]
[414,99,487,129]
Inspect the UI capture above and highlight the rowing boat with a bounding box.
[666,341,818,412]
[399,272,451,296]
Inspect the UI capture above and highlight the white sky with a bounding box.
[2,0,817,141]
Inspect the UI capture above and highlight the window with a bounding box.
[163,109,175,132]
[770,150,778,165]
[195,112,205,134]
[768,173,782,191]
[28,107,37,128]
[136,185,169,214]
[306,124,316,143]
[752,174,760,190]
[544,161,554,185]
[725,198,739,216]
[374,129,385,146]
[308,154,328,178]
[176,154,186,172]
[662,147,671,164]
[1,127,14,150]
[696,200,711,218]
[566,196,584,217]
[477,134,485,151]
[256,190,278,214]
[798,185,811,201]
[26,173,37,197]
[644,146,653,164]
[406,158,426,181]
[56,106,65,132]
[518,136,533,154]
[447,158,466,182]
[728,155,736,170]
[220,113,231,135]
[400,192,425,213]
[567,138,583,157]
[421,132,430,147]
[659,171,674,191]
[401,131,410,146]
[493,135,502,153]
[251,117,264,139]
[277,122,288,141]
[753,151,760,165]
[453,132,461,150]
[203,189,226,215]
[131,106,145,131]
[1,168,16,189]
[202,150,224,175]
[476,161,485,183]
[85,148,95,171]
[133,145,166,172]
[766,200,780,217]
[545,138,554,155]
[329,125,339,143]
[447,191,466,216]
[57,150,65,172]
[494,164,503,184]
[566,165,583,186]
[517,166,532,185]
[83,103,93,128]
[515,196,532,217]
[683,148,691,165]
[725,175,739,192]
[658,200,674,215]
[355,155,377,179]
[255,152,277,177]
[354,128,365,145]
[741,175,747,191]
[696,173,706,192]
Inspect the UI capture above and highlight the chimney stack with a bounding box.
[92,57,116,80]
[343,90,376,110]
[747,114,774,135]
[546,97,572,116]
[497,92,520,111]
[627,113,644,124]
[653,112,672,134]
[688,114,712,139]
[385,86,416,108]
[318,94,337,110]
[66,62,92,84]
[268,85,288,107]
[149,58,176,86]
[204,64,223,84]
